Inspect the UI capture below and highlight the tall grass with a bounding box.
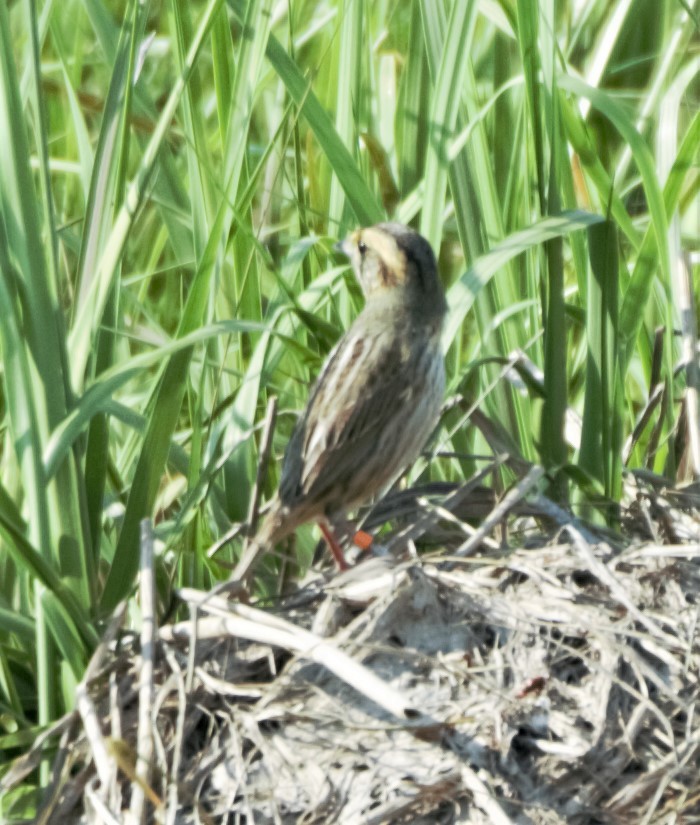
[0,0,697,812]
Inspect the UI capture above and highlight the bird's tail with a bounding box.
[228,500,292,583]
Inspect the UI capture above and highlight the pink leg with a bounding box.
[318,522,350,570]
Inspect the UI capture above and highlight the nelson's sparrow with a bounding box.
[232,222,446,581]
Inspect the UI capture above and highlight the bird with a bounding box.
[231,222,447,583]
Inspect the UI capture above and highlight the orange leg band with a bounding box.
[352,529,373,552]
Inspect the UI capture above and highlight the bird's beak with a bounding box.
[333,238,348,256]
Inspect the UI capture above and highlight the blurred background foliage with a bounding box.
[0,0,697,810]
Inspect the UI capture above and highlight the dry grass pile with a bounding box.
[9,471,700,824]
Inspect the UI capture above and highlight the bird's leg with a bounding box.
[318,519,377,568]
[318,522,351,570]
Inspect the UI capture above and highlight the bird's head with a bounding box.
[336,223,447,321]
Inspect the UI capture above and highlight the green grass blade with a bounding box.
[68,0,224,391]
[100,0,274,611]
[44,321,264,479]
[578,220,621,509]
[226,0,383,226]
[328,0,363,228]
[444,210,604,349]
[396,0,429,196]
[419,0,476,251]
[619,107,700,375]
[559,74,670,288]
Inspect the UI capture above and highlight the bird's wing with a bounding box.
[278,320,431,510]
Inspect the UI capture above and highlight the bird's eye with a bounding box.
[358,240,367,256]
